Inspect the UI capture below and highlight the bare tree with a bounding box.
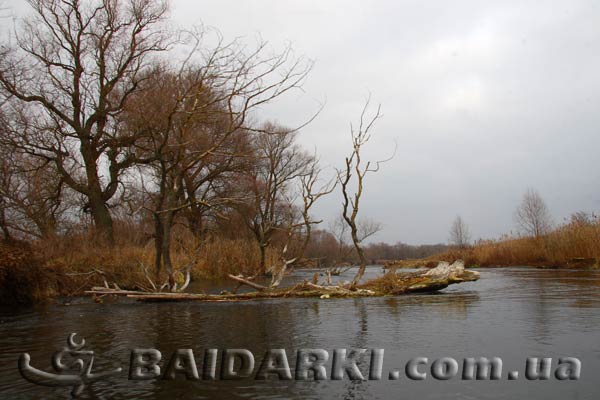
[0,0,172,244]
[448,215,471,248]
[337,98,392,287]
[269,156,336,287]
[122,30,312,287]
[569,211,595,226]
[241,125,313,275]
[514,188,552,238]
[297,157,336,255]
[0,148,68,239]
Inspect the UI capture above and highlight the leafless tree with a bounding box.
[0,0,172,245]
[448,215,471,248]
[0,110,70,239]
[514,188,552,238]
[297,157,336,255]
[122,29,312,288]
[124,66,236,286]
[337,98,392,287]
[241,125,313,275]
[569,211,595,226]
[269,156,336,287]
[0,148,68,239]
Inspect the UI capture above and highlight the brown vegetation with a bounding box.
[0,240,60,305]
[388,215,600,269]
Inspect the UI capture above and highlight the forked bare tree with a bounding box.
[337,98,393,287]
[449,215,471,248]
[0,0,172,245]
[514,188,552,238]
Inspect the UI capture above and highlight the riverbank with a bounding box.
[3,215,599,304]
[0,237,273,305]
[0,238,479,305]
[386,221,600,270]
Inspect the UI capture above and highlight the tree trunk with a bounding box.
[36,217,58,240]
[350,231,367,287]
[161,213,175,290]
[186,210,203,238]
[153,214,163,282]
[82,145,115,246]
[153,210,176,290]
[259,244,267,275]
[0,205,11,240]
[89,193,114,246]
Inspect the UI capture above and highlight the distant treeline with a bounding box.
[302,229,448,266]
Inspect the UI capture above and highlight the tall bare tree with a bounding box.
[337,99,391,287]
[514,188,552,238]
[448,215,471,248]
[123,31,312,287]
[0,0,172,244]
[241,125,313,275]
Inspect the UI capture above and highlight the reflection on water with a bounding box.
[1,267,599,399]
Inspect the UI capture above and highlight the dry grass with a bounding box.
[402,221,600,269]
[24,232,277,295]
[193,237,277,278]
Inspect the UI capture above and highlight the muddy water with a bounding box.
[1,267,600,399]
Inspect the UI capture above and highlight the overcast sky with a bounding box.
[8,0,600,244]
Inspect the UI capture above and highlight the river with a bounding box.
[1,267,599,399]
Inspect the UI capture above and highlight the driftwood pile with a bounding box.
[86,261,479,302]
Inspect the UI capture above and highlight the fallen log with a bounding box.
[85,261,479,302]
[362,261,480,294]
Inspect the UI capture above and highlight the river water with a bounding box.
[1,267,599,399]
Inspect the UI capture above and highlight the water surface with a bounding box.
[1,267,599,399]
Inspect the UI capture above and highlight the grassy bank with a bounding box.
[389,220,600,269]
[0,234,280,304]
[4,218,599,305]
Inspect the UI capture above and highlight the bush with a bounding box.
[0,240,59,305]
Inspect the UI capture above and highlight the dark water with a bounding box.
[1,267,600,399]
